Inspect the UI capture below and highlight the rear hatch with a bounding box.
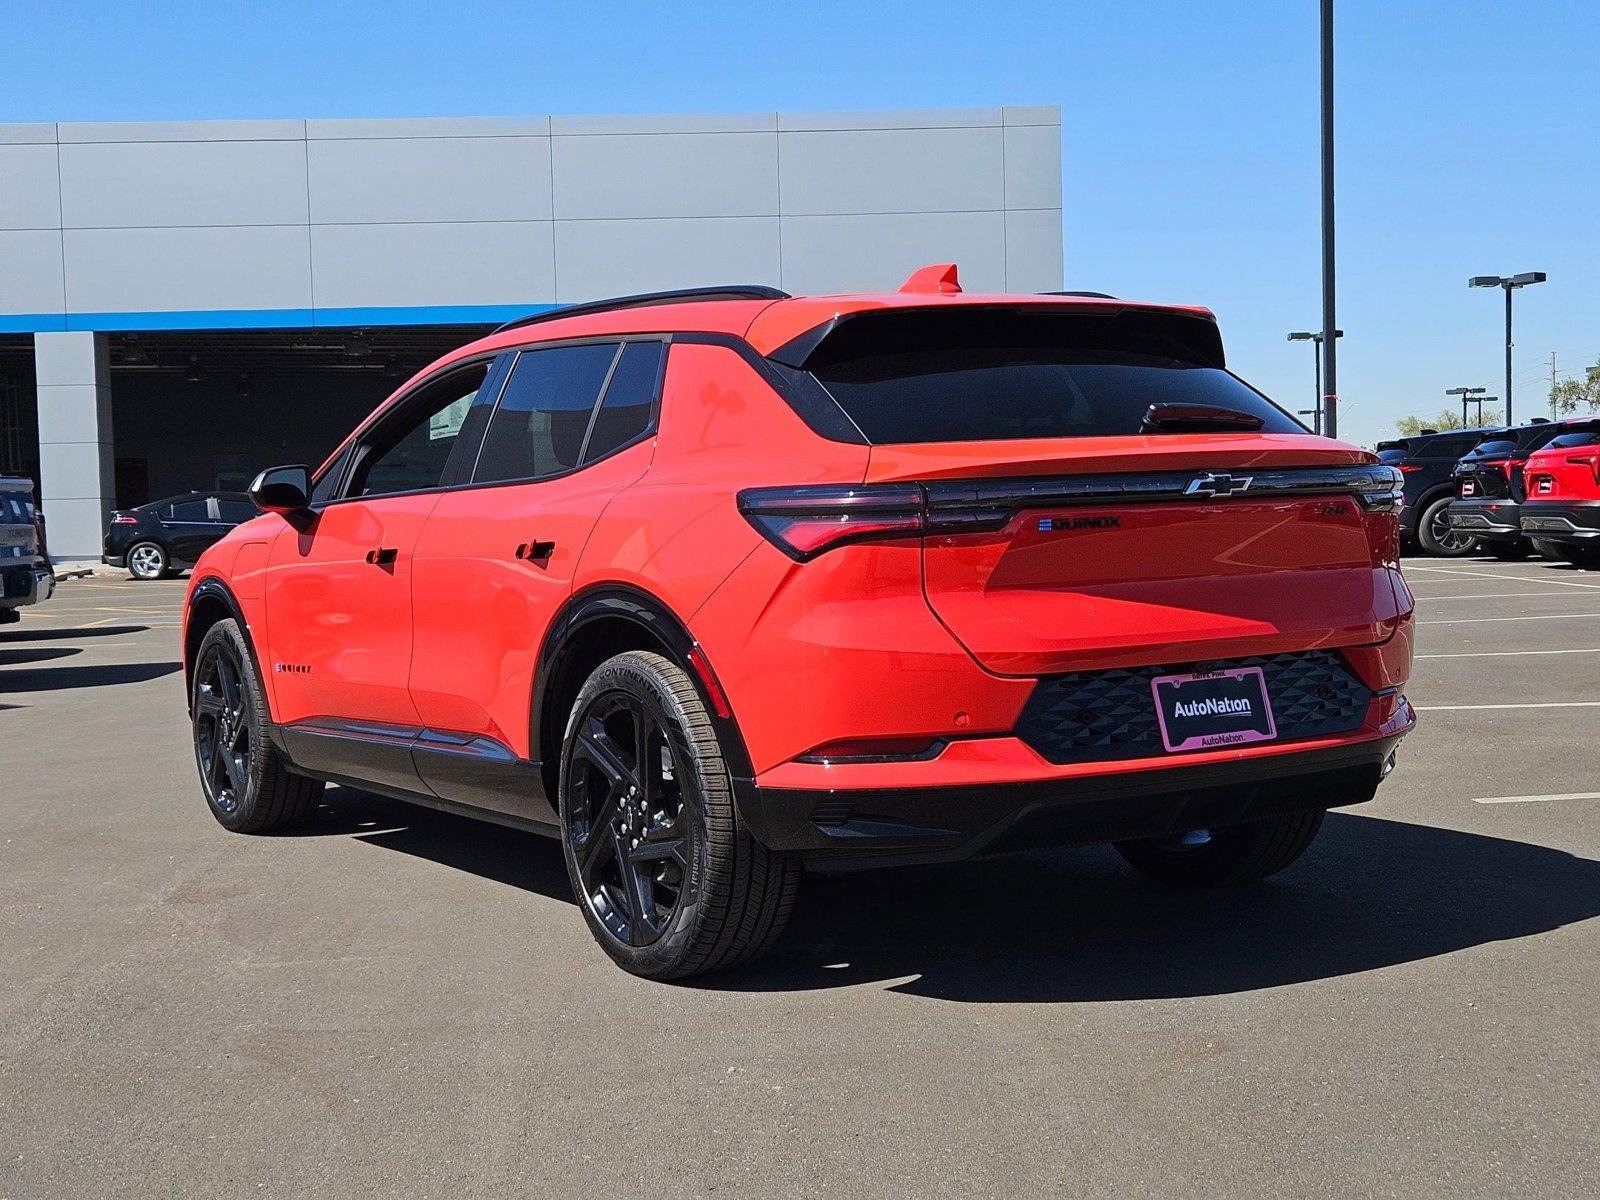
[1524,427,1600,501]
[797,306,1407,676]
[1455,433,1521,500]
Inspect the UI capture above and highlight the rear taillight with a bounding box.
[111,513,138,525]
[1567,453,1600,483]
[1397,463,1423,473]
[737,484,928,560]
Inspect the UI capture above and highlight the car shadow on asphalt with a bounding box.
[303,792,1600,1002]
[0,660,181,693]
[0,624,149,642]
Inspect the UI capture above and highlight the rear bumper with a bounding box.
[102,554,127,568]
[1448,497,1524,540]
[735,710,1413,871]
[0,562,55,609]
[1520,501,1600,542]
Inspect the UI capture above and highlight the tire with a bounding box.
[1482,540,1531,561]
[558,650,800,980]
[0,607,19,625]
[191,618,323,833]
[1415,496,1477,557]
[1532,538,1568,561]
[127,541,169,580]
[1114,810,1325,887]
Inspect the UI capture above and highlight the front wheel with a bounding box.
[192,618,323,832]
[1114,810,1325,886]
[1416,496,1477,557]
[559,650,799,979]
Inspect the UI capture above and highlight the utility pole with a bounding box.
[1320,0,1338,439]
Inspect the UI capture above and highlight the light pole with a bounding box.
[1446,386,1487,428]
[1469,271,1547,424]
[1289,329,1343,434]
[1319,0,1338,438]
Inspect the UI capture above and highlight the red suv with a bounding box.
[182,266,1415,978]
[1520,420,1600,564]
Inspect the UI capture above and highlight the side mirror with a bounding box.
[248,465,311,514]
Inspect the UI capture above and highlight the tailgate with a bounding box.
[870,440,1406,676]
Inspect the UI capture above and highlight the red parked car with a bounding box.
[1520,420,1600,565]
[181,266,1415,978]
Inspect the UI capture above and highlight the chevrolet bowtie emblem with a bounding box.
[1184,472,1254,498]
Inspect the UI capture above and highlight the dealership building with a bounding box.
[0,106,1063,563]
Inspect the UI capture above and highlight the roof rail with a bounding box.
[1040,290,1119,300]
[493,285,790,334]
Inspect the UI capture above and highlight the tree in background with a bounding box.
[1550,358,1600,416]
[1394,408,1504,438]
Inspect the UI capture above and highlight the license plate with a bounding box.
[0,526,29,546]
[1460,480,1477,497]
[1151,666,1277,753]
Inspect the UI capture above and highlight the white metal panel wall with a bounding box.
[0,107,1062,325]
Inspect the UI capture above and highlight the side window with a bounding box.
[347,363,491,499]
[217,499,256,522]
[473,343,620,484]
[583,341,665,464]
[167,498,209,521]
[1429,435,1474,459]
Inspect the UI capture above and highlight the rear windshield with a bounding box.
[1546,430,1600,449]
[800,310,1303,443]
[1376,448,1407,463]
[1469,437,1520,457]
[1,487,35,524]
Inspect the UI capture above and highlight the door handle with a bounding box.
[365,547,398,565]
[515,540,556,562]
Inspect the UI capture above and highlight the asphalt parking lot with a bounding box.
[2,562,1597,1198]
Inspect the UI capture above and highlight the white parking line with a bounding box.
[1416,647,1600,659]
[1409,591,1593,601]
[1473,792,1600,805]
[1415,701,1600,711]
[1404,564,1600,590]
[1420,612,1600,625]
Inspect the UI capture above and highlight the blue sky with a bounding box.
[4,1,1596,445]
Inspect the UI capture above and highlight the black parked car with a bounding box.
[1447,420,1572,560]
[1374,428,1488,556]
[103,492,257,579]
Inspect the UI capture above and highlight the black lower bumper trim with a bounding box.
[734,736,1406,871]
[1448,498,1523,540]
[1521,501,1600,541]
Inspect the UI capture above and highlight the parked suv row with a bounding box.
[1446,420,1591,560]
[1375,428,1487,556]
[1521,420,1600,565]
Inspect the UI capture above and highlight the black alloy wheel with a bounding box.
[564,689,694,948]
[1418,496,1477,557]
[195,636,254,818]
[558,650,800,979]
[190,618,322,833]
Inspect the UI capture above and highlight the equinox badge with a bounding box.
[1184,471,1254,498]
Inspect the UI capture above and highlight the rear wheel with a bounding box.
[1114,810,1325,886]
[559,650,799,980]
[1532,538,1568,561]
[127,541,169,580]
[0,608,19,625]
[1416,496,1476,557]
[192,618,322,832]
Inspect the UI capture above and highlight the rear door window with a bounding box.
[472,343,621,484]
[217,499,256,522]
[799,309,1301,443]
[166,498,210,522]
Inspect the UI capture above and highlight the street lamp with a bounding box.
[1469,271,1547,424]
[1445,385,1487,427]
[1288,329,1343,434]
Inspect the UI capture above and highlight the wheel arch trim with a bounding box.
[531,582,756,794]
[185,575,275,727]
